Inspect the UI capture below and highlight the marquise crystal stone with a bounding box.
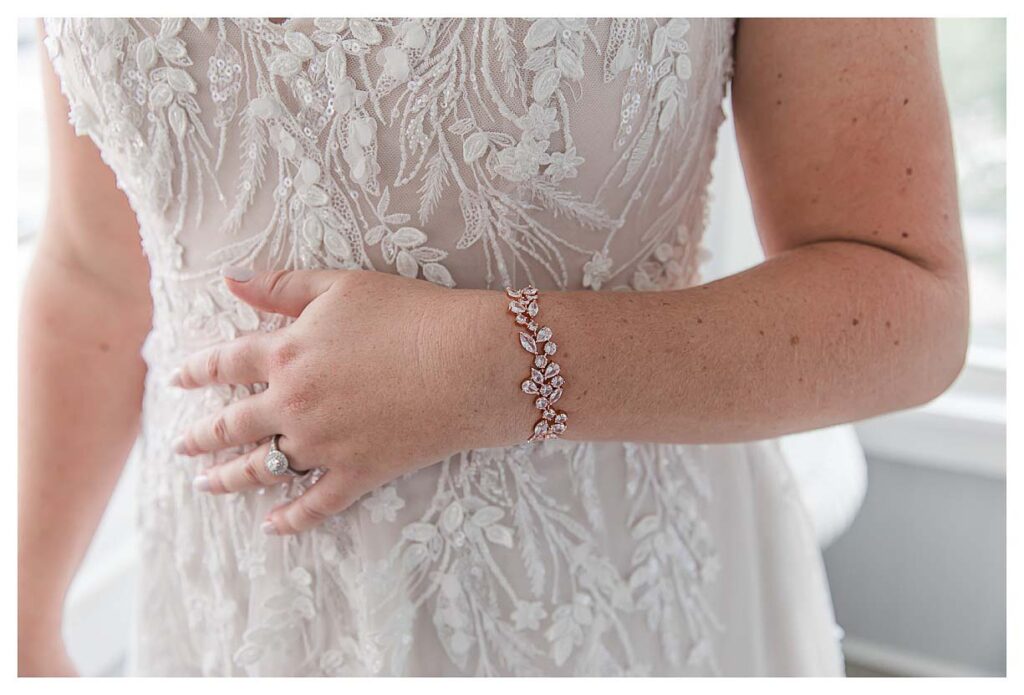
[519,332,537,354]
[506,285,567,443]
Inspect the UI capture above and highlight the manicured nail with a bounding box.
[261,520,278,535]
[172,436,188,455]
[192,475,210,493]
[168,369,183,387]
[223,266,254,282]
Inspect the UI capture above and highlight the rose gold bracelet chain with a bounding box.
[505,285,568,442]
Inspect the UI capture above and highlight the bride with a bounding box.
[19,18,967,676]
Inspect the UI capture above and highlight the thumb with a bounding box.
[222,267,338,317]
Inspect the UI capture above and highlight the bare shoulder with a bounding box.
[730,19,964,280]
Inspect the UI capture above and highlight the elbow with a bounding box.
[916,276,970,405]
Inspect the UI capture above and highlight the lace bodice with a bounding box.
[45,17,731,356]
[38,19,842,679]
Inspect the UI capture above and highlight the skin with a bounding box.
[20,19,967,675]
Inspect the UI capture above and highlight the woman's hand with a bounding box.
[172,268,528,536]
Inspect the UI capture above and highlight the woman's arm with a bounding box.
[514,18,969,442]
[173,18,967,535]
[18,24,152,676]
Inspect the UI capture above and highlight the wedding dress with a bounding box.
[44,18,844,676]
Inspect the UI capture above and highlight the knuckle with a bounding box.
[264,270,292,301]
[231,405,255,433]
[204,348,222,382]
[269,338,301,371]
[211,413,231,445]
[279,384,315,416]
[242,455,265,486]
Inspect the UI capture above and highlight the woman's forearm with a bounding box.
[18,239,150,641]
[471,239,968,445]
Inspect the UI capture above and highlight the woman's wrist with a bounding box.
[438,289,540,450]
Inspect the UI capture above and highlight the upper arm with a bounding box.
[730,19,966,282]
[36,21,150,313]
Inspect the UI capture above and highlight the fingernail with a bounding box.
[192,475,211,493]
[223,266,255,282]
[172,437,188,455]
[261,520,278,535]
[168,369,182,387]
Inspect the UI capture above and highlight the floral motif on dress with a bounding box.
[44,17,735,676]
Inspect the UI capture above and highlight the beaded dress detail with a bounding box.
[44,17,843,676]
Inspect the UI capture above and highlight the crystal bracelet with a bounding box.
[505,285,568,442]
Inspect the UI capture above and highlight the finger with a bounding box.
[171,333,271,389]
[223,267,339,318]
[263,474,354,535]
[192,441,291,494]
[173,393,275,456]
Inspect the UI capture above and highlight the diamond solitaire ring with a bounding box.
[264,434,309,478]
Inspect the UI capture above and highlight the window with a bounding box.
[937,19,1006,353]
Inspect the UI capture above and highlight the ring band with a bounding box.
[264,434,310,478]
